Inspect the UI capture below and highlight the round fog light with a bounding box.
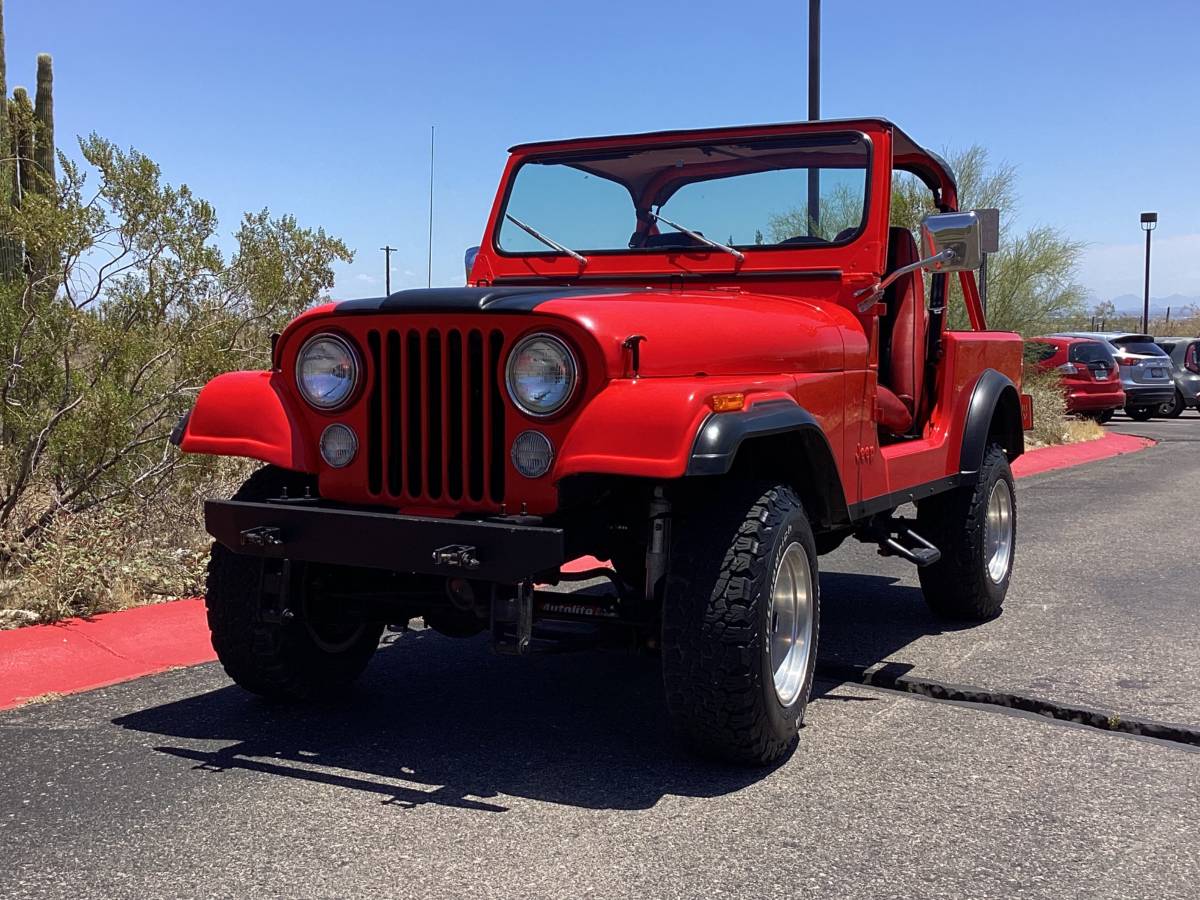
[320,424,358,468]
[511,430,554,478]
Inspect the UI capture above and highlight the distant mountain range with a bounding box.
[1102,294,1200,317]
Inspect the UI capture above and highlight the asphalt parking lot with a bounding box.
[3,413,1198,899]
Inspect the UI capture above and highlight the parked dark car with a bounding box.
[1154,337,1200,417]
[1026,336,1124,421]
[1054,332,1175,421]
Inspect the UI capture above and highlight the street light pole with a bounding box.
[1140,212,1158,334]
[808,0,820,121]
[806,0,821,233]
[380,245,395,296]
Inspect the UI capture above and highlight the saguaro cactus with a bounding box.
[0,0,16,282]
[11,86,32,201]
[33,53,52,187]
[0,0,57,280]
[0,0,7,177]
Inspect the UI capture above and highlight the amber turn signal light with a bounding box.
[710,393,745,412]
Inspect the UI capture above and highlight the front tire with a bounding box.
[662,482,819,765]
[205,466,384,700]
[916,444,1016,622]
[1125,404,1155,422]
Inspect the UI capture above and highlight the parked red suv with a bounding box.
[1026,336,1124,421]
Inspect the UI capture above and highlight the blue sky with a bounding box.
[7,1,1199,306]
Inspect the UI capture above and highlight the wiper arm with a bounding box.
[648,210,745,262]
[504,214,587,265]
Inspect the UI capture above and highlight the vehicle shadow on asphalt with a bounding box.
[817,570,979,672]
[113,572,958,813]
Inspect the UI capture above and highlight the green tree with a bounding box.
[0,134,351,550]
[767,146,1085,335]
[891,145,1085,334]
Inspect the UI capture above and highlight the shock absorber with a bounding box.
[643,486,672,603]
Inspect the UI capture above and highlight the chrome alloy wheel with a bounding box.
[768,542,815,706]
[984,479,1014,583]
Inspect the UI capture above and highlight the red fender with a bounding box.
[555,378,798,480]
[179,371,317,473]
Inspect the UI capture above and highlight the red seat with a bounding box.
[876,227,928,435]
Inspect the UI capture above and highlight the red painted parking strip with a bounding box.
[0,599,215,710]
[0,430,1153,710]
[1011,432,1153,478]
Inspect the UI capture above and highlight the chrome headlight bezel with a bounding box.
[295,332,361,411]
[505,332,579,418]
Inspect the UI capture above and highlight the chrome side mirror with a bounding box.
[464,246,480,283]
[920,211,982,272]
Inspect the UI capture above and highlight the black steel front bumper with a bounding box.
[205,500,566,584]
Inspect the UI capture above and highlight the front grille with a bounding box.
[365,327,507,506]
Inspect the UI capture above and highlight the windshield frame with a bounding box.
[490,130,875,260]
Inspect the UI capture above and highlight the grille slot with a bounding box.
[366,327,506,507]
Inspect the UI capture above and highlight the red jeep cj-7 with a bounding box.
[176,118,1029,764]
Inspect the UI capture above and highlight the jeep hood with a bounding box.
[331,286,859,377]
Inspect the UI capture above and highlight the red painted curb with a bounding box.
[0,431,1154,711]
[1010,431,1154,478]
[0,599,215,710]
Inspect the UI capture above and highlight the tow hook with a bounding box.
[431,544,481,570]
[241,526,284,548]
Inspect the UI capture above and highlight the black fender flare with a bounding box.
[687,400,850,529]
[960,368,1024,476]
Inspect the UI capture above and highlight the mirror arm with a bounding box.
[854,248,957,312]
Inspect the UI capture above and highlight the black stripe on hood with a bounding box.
[336,286,626,314]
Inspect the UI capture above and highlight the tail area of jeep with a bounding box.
[175,118,1029,765]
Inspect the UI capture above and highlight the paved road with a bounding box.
[3,418,1198,899]
[819,409,1200,727]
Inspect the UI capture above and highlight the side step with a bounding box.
[881,528,941,567]
[857,517,942,567]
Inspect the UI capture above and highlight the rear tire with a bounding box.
[205,466,383,700]
[1096,409,1115,425]
[916,444,1015,622]
[662,482,819,766]
[1159,390,1185,418]
[1125,404,1155,422]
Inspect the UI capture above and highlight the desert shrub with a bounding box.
[1021,367,1103,447]
[0,135,349,623]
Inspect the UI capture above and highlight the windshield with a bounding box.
[496,133,871,255]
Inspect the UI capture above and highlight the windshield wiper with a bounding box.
[504,214,587,265]
[648,210,745,262]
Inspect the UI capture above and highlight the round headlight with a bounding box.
[505,333,578,417]
[511,430,554,478]
[296,333,360,410]
[320,424,358,468]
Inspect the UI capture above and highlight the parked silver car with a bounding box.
[1154,337,1200,418]
[1054,332,1175,420]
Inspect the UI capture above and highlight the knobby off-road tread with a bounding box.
[916,444,1014,621]
[662,482,817,765]
[205,466,382,700]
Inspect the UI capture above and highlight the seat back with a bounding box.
[882,226,928,421]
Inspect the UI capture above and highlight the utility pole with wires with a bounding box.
[427,125,435,288]
[380,245,396,296]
